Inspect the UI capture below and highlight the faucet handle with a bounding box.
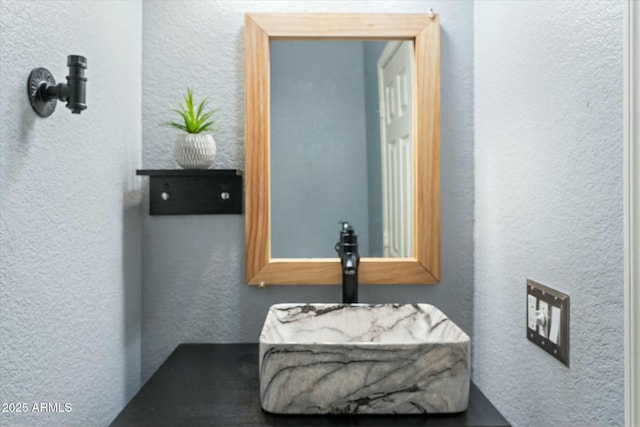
[338,221,358,248]
[339,221,352,232]
[336,221,352,255]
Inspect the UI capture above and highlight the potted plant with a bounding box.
[165,88,219,169]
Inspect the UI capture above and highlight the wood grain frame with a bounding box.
[245,13,440,285]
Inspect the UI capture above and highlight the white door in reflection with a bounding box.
[378,41,414,258]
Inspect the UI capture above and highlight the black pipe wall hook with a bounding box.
[27,55,87,117]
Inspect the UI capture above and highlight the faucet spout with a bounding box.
[335,222,359,304]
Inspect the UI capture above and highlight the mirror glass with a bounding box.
[270,40,415,259]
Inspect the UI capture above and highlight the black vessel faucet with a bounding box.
[335,222,360,304]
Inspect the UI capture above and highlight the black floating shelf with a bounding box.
[137,169,243,215]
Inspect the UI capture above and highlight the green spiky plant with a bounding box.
[165,88,218,134]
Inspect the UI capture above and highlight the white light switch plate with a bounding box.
[527,294,537,330]
[549,306,561,344]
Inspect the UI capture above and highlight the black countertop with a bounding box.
[110,344,510,427]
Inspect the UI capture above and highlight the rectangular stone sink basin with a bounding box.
[259,303,470,415]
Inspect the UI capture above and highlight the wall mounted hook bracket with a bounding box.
[27,55,87,117]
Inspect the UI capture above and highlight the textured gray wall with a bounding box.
[473,1,624,426]
[270,41,370,258]
[1,2,626,425]
[141,0,474,382]
[0,1,142,426]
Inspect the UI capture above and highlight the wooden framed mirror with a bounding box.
[245,13,440,285]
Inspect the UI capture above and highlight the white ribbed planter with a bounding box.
[174,134,216,169]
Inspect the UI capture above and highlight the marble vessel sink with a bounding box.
[259,303,470,415]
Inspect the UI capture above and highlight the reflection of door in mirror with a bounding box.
[270,40,414,259]
[378,41,414,258]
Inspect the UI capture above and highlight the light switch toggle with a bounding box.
[536,300,549,338]
[535,309,547,328]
